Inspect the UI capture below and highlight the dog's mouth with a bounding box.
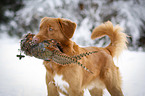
[32,35,49,44]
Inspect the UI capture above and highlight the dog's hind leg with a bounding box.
[89,88,103,96]
[101,60,123,96]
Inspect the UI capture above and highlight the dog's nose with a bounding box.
[32,36,39,44]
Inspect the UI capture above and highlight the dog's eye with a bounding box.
[49,27,53,31]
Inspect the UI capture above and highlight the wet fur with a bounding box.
[34,17,127,96]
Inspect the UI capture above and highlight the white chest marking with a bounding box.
[54,74,69,94]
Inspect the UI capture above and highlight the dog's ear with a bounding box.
[40,17,49,26]
[57,18,76,39]
[40,17,48,23]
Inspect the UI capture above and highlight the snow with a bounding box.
[0,34,145,96]
[0,34,47,96]
[73,18,95,46]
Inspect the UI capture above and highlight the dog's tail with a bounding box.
[91,21,127,58]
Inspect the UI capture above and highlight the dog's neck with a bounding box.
[60,39,77,55]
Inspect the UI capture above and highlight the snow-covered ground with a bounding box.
[0,34,145,96]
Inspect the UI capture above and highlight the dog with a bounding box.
[32,17,127,96]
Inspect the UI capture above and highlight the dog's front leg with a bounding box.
[64,67,84,96]
[46,71,59,96]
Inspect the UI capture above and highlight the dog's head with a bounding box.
[33,17,76,44]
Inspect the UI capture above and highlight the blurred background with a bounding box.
[0,0,145,50]
[0,0,145,96]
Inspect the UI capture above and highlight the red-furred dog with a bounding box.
[33,17,127,96]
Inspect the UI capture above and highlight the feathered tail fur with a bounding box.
[91,21,128,58]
